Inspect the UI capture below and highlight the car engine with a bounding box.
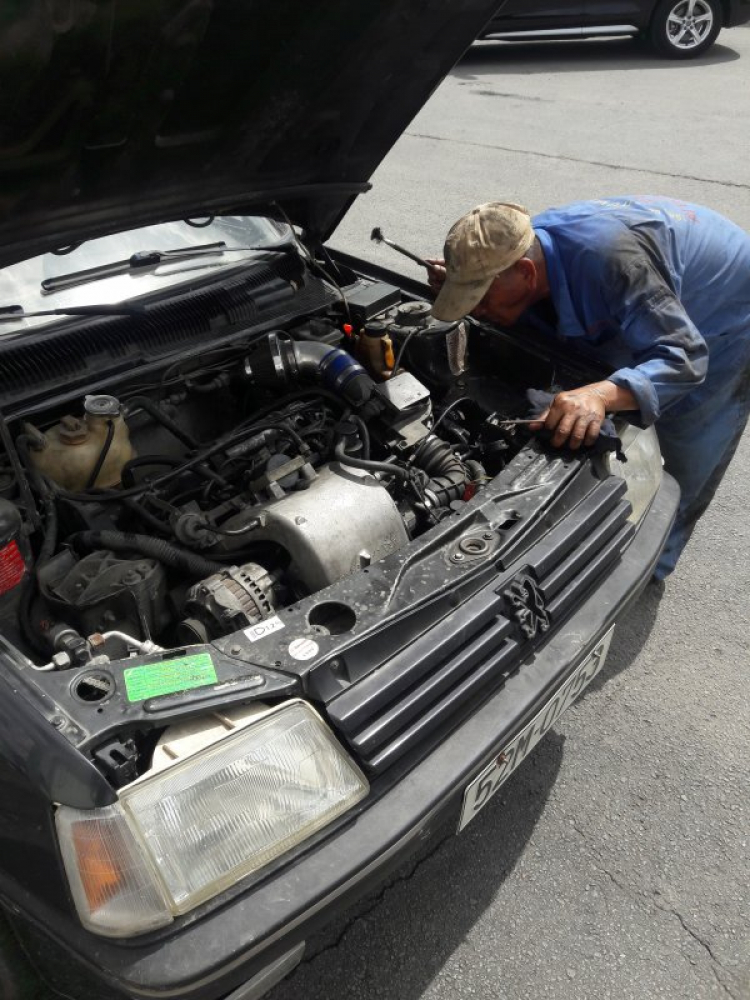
[0,280,553,667]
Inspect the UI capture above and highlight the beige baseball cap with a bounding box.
[431,202,534,321]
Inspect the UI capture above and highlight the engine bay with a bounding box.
[0,272,583,673]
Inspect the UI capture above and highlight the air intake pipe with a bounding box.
[412,437,470,508]
[248,333,383,415]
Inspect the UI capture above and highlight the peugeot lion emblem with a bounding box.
[503,573,550,639]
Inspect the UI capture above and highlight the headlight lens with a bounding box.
[604,424,663,524]
[56,701,368,936]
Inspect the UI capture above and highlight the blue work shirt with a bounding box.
[529,196,750,425]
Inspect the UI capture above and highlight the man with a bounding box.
[428,197,750,580]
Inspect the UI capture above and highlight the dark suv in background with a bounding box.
[480,0,750,57]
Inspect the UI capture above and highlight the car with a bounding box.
[479,0,750,57]
[0,3,679,1000]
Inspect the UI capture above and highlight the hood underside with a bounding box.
[0,0,498,267]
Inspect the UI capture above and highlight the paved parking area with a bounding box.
[268,28,750,1000]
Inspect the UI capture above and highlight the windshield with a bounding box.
[0,216,291,333]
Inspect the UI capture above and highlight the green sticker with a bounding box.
[124,652,218,703]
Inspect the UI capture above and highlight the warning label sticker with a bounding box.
[0,541,26,596]
[244,615,285,643]
[124,652,218,703]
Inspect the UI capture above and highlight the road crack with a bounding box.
[405,132,750,192]
[568,819,740,998]
[295,826,455,970]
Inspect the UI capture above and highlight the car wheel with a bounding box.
[649,0,722,57]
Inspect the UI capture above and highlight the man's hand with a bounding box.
[529,381,639,449]
[426,257,446,294]
[529,384,610,449]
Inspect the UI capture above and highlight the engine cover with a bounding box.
[222,464,409,592]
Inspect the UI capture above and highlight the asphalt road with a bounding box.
[267,28,750,1000]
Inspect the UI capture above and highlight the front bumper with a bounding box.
[11,475,679,1000]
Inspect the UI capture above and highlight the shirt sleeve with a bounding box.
[603,254,708,426]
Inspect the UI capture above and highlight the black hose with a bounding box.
[392,329,418,374]
[429,396,472,436]
[15,435,50,496]
[69,531,225,577]
[238,388,346,430]
[125,395,199,450]
[413,437,468,507]
[0,412,40,529]
[60,421,309,503]
[17,482,59,658]
[334,439,409,481]
[465,459,488,484]
[85,419,115,489]
[123,498,172,535]
[121,455,182,489]
[268,336,379,411]
[351,415,371,461]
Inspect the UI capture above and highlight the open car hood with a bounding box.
[0,0,498,267]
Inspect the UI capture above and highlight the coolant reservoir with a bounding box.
[26,394,135,491]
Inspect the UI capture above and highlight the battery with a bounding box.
[343,281,401,324]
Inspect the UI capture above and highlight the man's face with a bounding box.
[470,260,537,326]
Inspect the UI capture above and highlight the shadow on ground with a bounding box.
[453,37,740,80]
[266,733,564,1000]
[584,580,665,697]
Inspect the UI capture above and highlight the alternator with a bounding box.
[183,562,276,638]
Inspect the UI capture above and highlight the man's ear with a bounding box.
[515,257,537,288]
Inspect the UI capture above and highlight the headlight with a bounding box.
[56,701,368,937]
[603,424,663,524]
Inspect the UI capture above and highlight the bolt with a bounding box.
[496,752,508,766]
[51,716,65,729]
[229,645,242,656]
[295,516,306,525]
[482,531,493,541]
[453,552,464,561]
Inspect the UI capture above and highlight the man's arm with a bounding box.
[534,249,708,448]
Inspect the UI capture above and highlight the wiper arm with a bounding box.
[40,241,228,293]
[41,240,297,293]
[0,303,145,322]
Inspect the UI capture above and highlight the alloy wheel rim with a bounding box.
[666,0,715,49]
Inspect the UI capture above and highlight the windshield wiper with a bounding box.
[40,240,297,293]
[0,303,145,322]
[40,242,229,293]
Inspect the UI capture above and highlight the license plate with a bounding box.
[458,626,615,832]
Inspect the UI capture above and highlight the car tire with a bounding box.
[649,0,722,58]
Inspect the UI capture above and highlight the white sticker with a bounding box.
[288,637,319,661]
[244,616,285,643]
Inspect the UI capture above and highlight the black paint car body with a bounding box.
[0,4,679,999]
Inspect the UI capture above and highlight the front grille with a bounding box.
[327,477,633,774]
